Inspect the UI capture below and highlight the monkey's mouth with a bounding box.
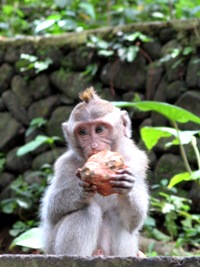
[88,150,99,157]
[89,149,107,158]
[91,150,99,154]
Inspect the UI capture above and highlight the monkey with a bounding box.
[40,87,149,257]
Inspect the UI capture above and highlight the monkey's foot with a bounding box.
[137,250,146,258]
[92,249,104,256]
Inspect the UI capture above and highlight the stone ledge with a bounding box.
[0,18,200,48]
[0,255,199,267]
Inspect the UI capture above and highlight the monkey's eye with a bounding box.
[78,128,88,136]
[95,125,106,134]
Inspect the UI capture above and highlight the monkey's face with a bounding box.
[74,120,113,159]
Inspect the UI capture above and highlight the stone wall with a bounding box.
[0,19,200,213]
[0,255,200,267]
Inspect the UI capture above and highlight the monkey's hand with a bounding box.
[76,168,97,197]
[109,167,135,195]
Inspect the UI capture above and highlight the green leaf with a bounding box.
[152,11,165,19]
[16,197,31,209]
[151,228,171,241]
[124,32,152,42]
[34,58,53,74]
[55,0,71,8]
[79,2,96,20]
[170,48,181,58]
[113,101,200,124]
[2,5,14,16]
[182,46,193,56]
[20,54,37,62]
[118,47,127,61]
[46,14,62,20]
[168,172,192,188]
[10,228,43,249]
[98,50,114,57]
[126,46,139,62]
[162,203,175,213]
[191,170,200,180]
[10,229,22,237]
[138,33,153,43]
[1,199,17,214]
[35,19,56,33]
[140,127,175,150]
[58,19,77,31]
[124,32,140,42]
[26,118,47,137]
[96,40,109,50]
[30,117,47,127]
[17,135,61,156]
[142,128,200,147]
[168,130,200,146]
[144,216,156,227]
[17,135,49,156]
[89,35,99,44]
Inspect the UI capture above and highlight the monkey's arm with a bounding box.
[42,152,96,225]
[116,173,149,232]
[109,149,149,232]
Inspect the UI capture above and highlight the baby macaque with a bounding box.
[40,87,149,256]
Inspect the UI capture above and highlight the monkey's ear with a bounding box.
[62,122,69,140]
[121,110,132,138]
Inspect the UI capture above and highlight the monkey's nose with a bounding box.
[91,142,98,149]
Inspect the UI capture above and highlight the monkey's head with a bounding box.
[62,87,132,159]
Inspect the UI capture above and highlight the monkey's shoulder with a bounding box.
[120,141,148,164]
[54,149,84,172]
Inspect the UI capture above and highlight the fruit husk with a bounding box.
[80,150,125,196]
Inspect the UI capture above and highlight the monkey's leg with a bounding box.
[53,202,102,256]
[110,229,139,256]
[106,212,139,256]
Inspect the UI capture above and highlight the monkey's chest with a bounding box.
[95,194,117,213]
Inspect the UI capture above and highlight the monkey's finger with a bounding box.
[79,180,93,190]
[115,168,134,176]
[79,180,89,186]
[109,180,134,189]
[88,184,97,190]
[110,187,132,195]
[85,187,97,193]
[109,174,135,183]
[79,181,97,195]
[76,168,82,178]
[80,181,95,188]
[81,181,97,190]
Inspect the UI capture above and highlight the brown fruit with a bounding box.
[80,150,125,196]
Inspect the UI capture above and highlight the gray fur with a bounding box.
[40,106,149,257]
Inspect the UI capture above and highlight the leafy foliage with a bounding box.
[25,117,47,137]
[1,0,200,36]
[17,135,61,156]
[18,54,53,74]
[1,0,200,256]
[88,32,152,63]
[10,100,200,254]
[0,166,51,215]
[10,227,42,249]
[114,101,200,124]
[114,100,200,253]
[149,184,200,250]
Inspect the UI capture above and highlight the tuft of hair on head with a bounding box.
[79,87,100,103]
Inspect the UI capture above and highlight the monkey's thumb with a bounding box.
[76,168,82,179]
